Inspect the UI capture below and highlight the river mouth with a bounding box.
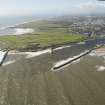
[0,27,34,36]
[0,47,105,105]
[0,38,105,105]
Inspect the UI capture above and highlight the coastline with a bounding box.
[0,18,43,30]
[7,42,76,53]
[0,17,55,35]
[0,18,104,53]
[8,40,105,53]
[0,19,42,35]
[9,39,87,52]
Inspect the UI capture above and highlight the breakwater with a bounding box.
[52,50,91,70]
[52,44,105,71]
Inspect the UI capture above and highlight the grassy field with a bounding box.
[0,32,86,50]
[0,19,88,51]
[0,20,88,50]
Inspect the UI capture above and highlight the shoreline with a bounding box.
[15,37,96,52]
[8,40,105,53]
[0,15,54,30]
[0,18,44,30]
[8,42,74,53]
[0,28,34,36]
[0,19,39,36]
[0,36,104,53]
[9,39,87,53]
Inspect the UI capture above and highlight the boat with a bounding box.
[0,50,8,66]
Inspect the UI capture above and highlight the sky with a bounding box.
[0,0,105,16]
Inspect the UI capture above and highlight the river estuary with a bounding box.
[0,38,105,105]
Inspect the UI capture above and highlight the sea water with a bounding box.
[0,15,42,35]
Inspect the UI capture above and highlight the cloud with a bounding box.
[77,2,105,14]
[0,8,33,16]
